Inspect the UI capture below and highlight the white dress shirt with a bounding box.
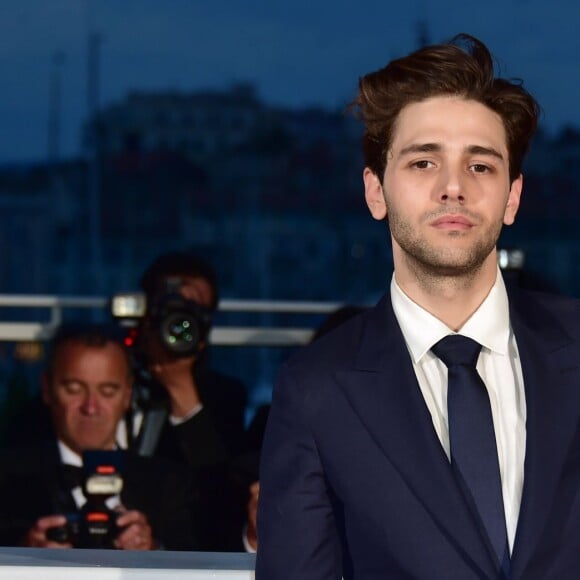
[390,270,526,551]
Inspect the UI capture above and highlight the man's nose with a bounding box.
[80,391,99,415]
[438,165,466,204]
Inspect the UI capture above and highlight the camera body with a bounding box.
[47,451,124,549]
[111,277,213,358]
[46,506,120,549]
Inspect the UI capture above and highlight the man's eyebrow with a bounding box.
[397,143,504,161]
[398,143,441,156]
[466,145,504,160]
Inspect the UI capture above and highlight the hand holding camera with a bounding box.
[37,451,154,550]
[37,507,154,550]
[26,514,73,548]
[114,508,155,550]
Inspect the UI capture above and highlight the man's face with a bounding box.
[42,341,132,455]
[364,96,522,278]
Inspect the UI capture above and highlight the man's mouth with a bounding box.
[430,214,475,230]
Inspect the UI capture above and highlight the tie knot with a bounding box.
[431,335,482,369]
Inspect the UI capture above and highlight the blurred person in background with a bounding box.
[0,323,196,550]
[127,250,248,551]
[131,250,248,468]
[0,252,248,551]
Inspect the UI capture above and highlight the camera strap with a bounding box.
[134,406,169,457]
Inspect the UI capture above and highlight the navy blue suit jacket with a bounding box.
[256,287,580,579]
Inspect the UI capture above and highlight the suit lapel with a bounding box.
[43,440,78,514]
[335,295,498,578]
[508,290,580,577]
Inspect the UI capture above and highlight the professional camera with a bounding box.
[47,450,124,549]
[110,276,213,358]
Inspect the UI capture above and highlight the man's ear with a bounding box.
[363,168,387,220]
[504,174,523,226]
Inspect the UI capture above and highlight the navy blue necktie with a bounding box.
[431,335,510,576]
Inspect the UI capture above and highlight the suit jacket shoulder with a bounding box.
[508,286,580,337]
[0,442,69,546]
[274,295,392,418]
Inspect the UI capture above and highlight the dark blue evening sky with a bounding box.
[2,0,579,163]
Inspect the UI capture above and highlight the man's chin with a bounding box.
[412,252,491,278]
[73,435,115,454]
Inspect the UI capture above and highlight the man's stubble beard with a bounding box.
[388,208,503,281]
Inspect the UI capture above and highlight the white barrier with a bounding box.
[0,295,348,346]
[0,548,256,579]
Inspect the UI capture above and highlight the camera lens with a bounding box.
[160,311,200,355]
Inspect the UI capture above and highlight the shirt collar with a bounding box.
[57,439,83,467]
[57,440,120,466]
[391,267,511,364]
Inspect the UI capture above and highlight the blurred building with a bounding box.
[78,83,385,304]
[91,83,265,164]
[2,86,580,402]
[0,162,86,294]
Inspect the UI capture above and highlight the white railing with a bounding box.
[0,547,255,579]
[0,295,347,346]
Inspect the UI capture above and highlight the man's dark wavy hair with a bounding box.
[350,33,540,183]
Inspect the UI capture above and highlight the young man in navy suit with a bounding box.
[257,34,580,579]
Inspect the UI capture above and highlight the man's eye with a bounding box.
[470,164,491,173]
[412,160,434,169]
[62,382,82,395]
[99,384,120,398]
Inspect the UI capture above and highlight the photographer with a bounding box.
[131,251,247,466]
[0,323,197,551]
[127,251,248,551]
